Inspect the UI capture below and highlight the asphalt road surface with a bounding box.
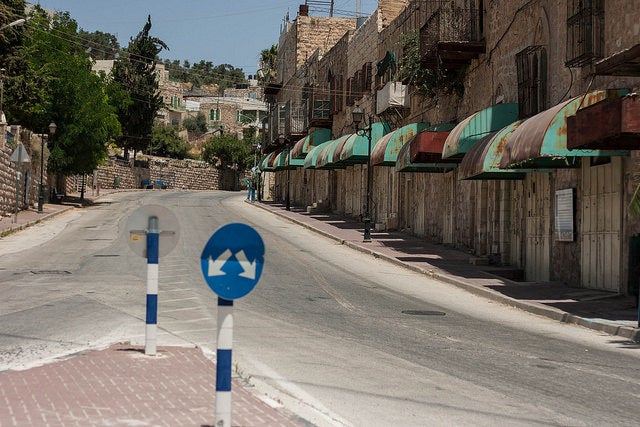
[1,190,639,426]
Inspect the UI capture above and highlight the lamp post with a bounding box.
[285,143,291,211]
[352,105,373,242]
[38,121,56,213]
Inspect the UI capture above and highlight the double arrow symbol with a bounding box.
[207,249,257,280]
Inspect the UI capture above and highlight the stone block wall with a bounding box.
[0,125,45,217]
[85,156,225,192]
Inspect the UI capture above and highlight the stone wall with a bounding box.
[89,156,226,191]
[0,125,46,218]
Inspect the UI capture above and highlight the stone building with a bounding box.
[261,0,640,295]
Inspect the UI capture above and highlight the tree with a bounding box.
[182,113,208,133]
[18,10,121,177]
[258,44,278,83]
[149,125,190,159]
[202,134,252,171]
[111,15,168,158]
[78,29,120,60]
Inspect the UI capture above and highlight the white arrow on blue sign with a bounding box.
[200,223,265,299]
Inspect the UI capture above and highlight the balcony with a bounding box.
[308,90,332,127]
[285,100,308,139]
[420,0,485,69]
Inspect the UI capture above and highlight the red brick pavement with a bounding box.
[0,344,301,427]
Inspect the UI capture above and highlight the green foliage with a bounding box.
[202,134,253,171]
[258,44,278,83]
[398,31,465,98]
[15,8,121,175]
[111,15,168,156]
[162,59,246,92]
[182,113,208,134]
[78,29,120,60]
[150,125,190,159]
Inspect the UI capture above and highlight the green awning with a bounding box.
[339,122,392,165]
[290,128,332,159]
[273,148,299,170]
[370,122,430,166]
[458,121,528,180]
[316,135,351,169]
[260,151,277,171]
[303,140,333,169]
[442,104,519,159]
[501,89,630,169]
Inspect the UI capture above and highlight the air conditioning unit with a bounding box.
[376,82,410,115]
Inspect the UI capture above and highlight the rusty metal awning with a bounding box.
[595,44,640,76]
[338,122,392,164]
[406,123,456,163]
[274,148,304,170]
[303,140,332,169]
[501,89,630,169]
[316,135,351,170]
[442,104,519,160]
[290,128,332,159]
[459,121,530,180]
[567,94,640,150]
[395,124,458,173]
[258,154,272,171]
[262,148,284,171]
[370,122,430,166]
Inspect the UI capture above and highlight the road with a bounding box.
[1,190,639,426]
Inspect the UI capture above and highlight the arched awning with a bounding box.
[267,147,285,170]
[501,89,630,169]
[260,150,279,171]
[303,140,333,169]
[273,148,300,170]
[442,104,519,160]
[405,123,456,164]
[458,121,528,180]
[338,122,392,164]
[316,135,352,169]
[370,122,430,166]
[290,128,332,159]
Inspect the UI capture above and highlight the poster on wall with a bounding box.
[555,188,574,242]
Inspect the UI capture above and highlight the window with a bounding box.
[210,108,221,121]
[329,74,343,114]
[248,92,257,99]
[517,46,547,119]
[566,0,604,68]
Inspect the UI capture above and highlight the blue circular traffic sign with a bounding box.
[200,223,265,299]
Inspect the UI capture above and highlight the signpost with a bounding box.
[127,205,179,355]
[9,142,30,223]
[200,223,265,427]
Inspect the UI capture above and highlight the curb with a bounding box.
[251,201,640,343]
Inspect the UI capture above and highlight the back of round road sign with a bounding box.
[200,223,265,299]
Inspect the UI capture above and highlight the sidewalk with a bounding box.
[251,200,640,343]
[0,343,301,427]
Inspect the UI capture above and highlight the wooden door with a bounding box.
[525,173,551,281]
[580,158,623,291]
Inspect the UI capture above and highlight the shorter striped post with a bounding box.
[215,297,234,426]
[145,216,160,356]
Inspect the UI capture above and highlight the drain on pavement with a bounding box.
[30,270,71,275]
[402,310,446,316]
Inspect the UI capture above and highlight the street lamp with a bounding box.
[38,121,56,213]
[352,105,373,242]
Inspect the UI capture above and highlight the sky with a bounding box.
[32,0,378,77]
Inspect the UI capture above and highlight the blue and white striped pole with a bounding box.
[145,216,160,356]
[216,297,234,426]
